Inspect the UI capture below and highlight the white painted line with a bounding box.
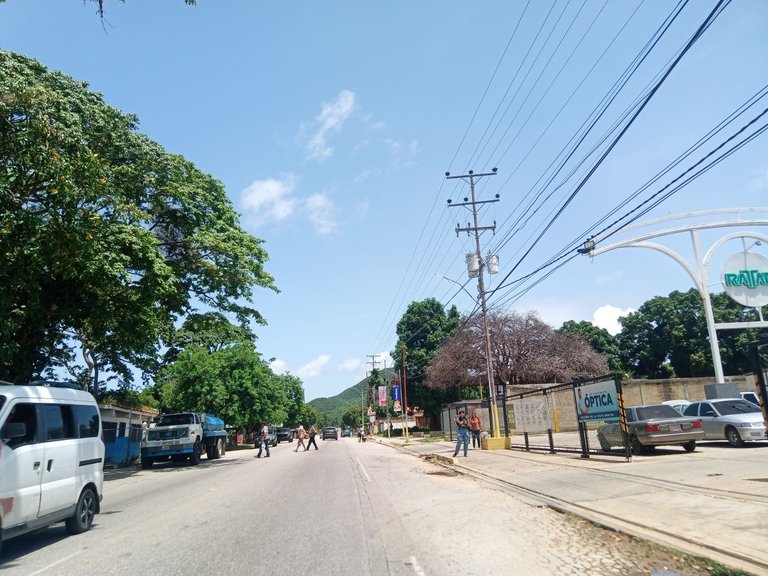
[408,555,427,576]
[355,457,371,482]
[29,550,81,576]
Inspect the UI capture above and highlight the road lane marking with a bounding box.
[29,550,81,575]
[355,457,371,482]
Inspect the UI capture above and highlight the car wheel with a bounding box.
[630,435,645,455]
[141,456,153,469]
[725,426,745,448]
[682,440,696,453]
[65,487,97,535]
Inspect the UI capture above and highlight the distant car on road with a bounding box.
[276,427,293,443]
[321,426,338,440]
[682,399,766,447]
[341,427,353,437]
[596,404,704,455]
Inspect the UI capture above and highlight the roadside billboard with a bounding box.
[512,396,551,434]
[573,378,620,423]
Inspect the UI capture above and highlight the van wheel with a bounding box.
[65,487,97,535]
[190,442,201,465]
[725,426,745,448]
[141,457,153,469]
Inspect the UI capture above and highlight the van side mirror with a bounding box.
[1,422,26,441]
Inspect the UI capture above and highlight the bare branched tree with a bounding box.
[426,310,608,391]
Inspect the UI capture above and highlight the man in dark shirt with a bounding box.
[453,409,470,457]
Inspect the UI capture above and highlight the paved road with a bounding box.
[0,438,753,575]
[392,436,768,575]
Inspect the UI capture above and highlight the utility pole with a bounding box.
[401,345,409,440]
[446,168,501,438]
[366,354,380,434]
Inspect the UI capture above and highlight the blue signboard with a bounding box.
[392,384,401,413]
[574,379,620,422]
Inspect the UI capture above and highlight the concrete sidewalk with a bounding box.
[377,437,768,576]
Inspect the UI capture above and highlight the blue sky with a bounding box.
[3,0,767,400]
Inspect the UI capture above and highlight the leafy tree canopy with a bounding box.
[392,298,461,422]
[0,51,276,393]
[558,320,624,375]
[618,288,766,379]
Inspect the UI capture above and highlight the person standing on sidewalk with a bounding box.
[306,425,319,450]
[294,425,307,452]
[256,422,270,458]
[469,410,482,449]
[453,410,470,457]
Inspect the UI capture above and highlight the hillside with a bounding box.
[309,368,395,423]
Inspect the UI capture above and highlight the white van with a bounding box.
[0,383,104,553]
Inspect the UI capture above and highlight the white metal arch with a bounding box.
[586,208,768,383]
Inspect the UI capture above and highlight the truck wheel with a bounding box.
[190,442,201,465]
[141,457,153,469]
[206,443,214,460]
[65,487,97,534]
[219,439,226,457]
[212,440,221,459]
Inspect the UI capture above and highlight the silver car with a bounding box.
[597,404,704,455]
[682,399,766,447]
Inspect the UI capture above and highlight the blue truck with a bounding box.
[140,412,227,469]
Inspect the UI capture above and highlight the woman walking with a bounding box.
[294,424,307,452]
[469,410,482,449]
[306,425,319,450]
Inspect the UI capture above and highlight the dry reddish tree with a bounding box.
[426,310,608,391]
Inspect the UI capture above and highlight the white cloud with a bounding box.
[270,358,288,374]
[383,138,419,169]
[296,355,330,379]
[304,193,338,235]
[240,174,298,228]
[304,90,356,162]
[592,305,635,335]
[336,358,362,373]
[377,351,394,367]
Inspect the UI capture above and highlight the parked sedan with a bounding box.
[321,426,338,440]
[597,404,704,455]
[682,399,766,447]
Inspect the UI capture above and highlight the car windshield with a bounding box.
[712,400,760,415]
[0,395,5,412]
[635,405,682,419]
[157,414,194,426]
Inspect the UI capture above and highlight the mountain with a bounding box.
[309,368,395,423]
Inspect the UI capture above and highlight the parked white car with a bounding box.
[682,398,766,447]
[0,383,104,553]
[662,399,691,415]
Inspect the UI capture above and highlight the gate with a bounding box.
[505,374,630,459]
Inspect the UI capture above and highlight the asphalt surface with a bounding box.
[377,435,768,576]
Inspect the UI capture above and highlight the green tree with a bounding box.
[617,288,766,378]
[392,298,461,426]
[558,320,625,375]
[0,51,276,393]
